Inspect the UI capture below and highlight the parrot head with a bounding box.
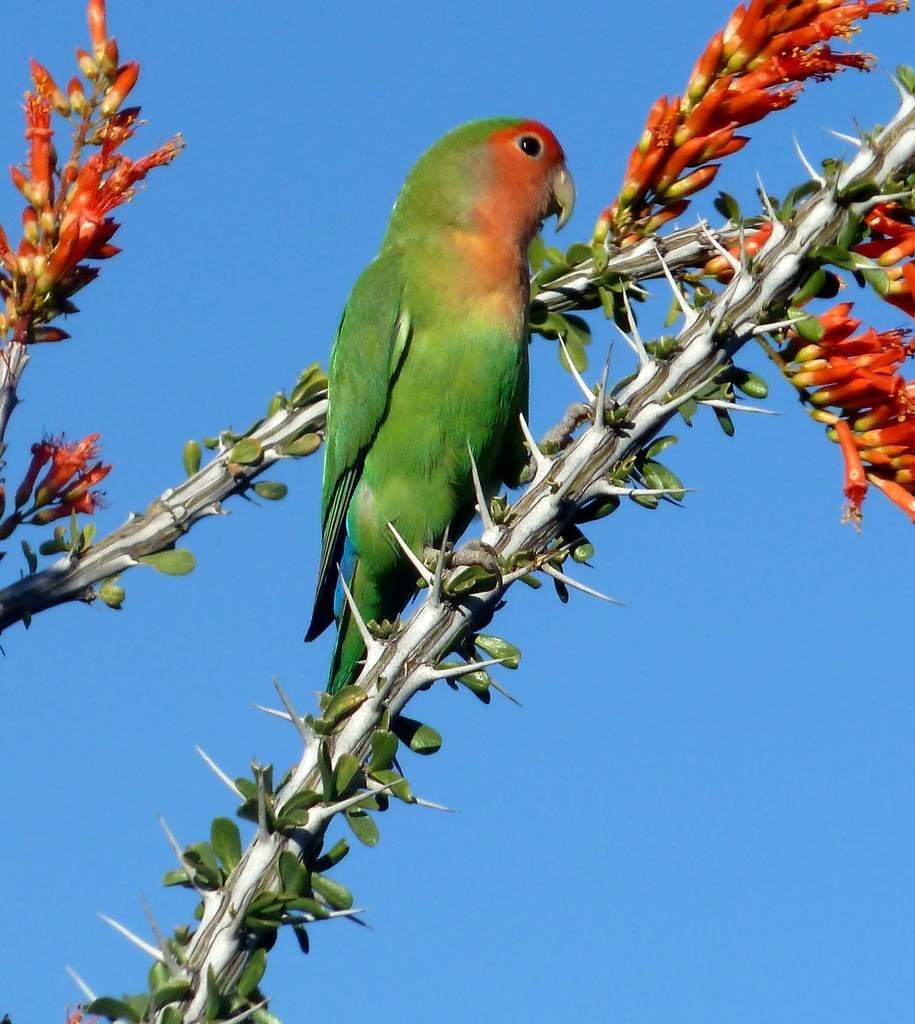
[386,117,575,249]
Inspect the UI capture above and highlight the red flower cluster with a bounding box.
[854,203,915,316]
[0,432,111,538]
[0,0,181,345]
[779,303,915,523]
[595,0,907,245]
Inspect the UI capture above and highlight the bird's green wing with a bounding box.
[306,250,411,641]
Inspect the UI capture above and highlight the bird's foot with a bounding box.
[449,539,501,576]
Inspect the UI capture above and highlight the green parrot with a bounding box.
[306,117,575,693]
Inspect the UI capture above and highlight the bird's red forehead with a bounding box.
[487,119,565,166]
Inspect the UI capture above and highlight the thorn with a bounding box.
[65,966,97,1002]
[290,907,370,924]
[793,134,825,186]
[618,287,651,367]
[753,316,803,335]
[255,765,269,838]
[387,522,433,585]
[518,411,551,479]
[142,895,181,973]
[653,244,697,323]
[318,780,397,821]
[338,570,380,656]
[467,444,495,533]
[253,703,293,721]
[596,482,697,500]
[590,349,611,428]
[159,816,205,896]
[365,775,456,812]
[414,656,509,685]
[827,129,862,148]
[698,398,778,416]
[853,188,915,214]
[432,525,449,606]
[541,562,624,605]
[488,677,523,707]
[557,336,596,401]
[220,999,270,1024]
[755,174,779,222]
[413,796,457,812]
[98,912,165,962]
[195,746,243,798]
[662,372,721,410]
[271,677,314,747]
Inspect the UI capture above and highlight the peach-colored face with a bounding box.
[477,119,573,246]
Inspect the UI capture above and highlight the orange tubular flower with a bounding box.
[33,433,105,507]
[777,301,915,524]
[601,0,907,244]
[0,0,181,348]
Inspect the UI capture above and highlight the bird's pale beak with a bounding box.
[549,165,575,232]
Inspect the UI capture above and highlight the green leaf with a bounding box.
[151,979,192,1010]
[280,433,321,457]
[162,868,191,888]
[322,685,367,728]
[21,540,36,574]
[211,817,242,873]
[571,542,594,563]
[228,437,263,465]
[314,838,350,871]
[528,234,546,272]
[564,241,592,265]
[898,64,915,96]
[862,267,891,297]
[646,434,678,458]
[267,391,286,416]
[286,896,330,918]
[713,405,735,437]
[310,872,353,910]
[279,788,320,816]
[345,807,380,846]
[253,481,288,500]
[732,370,768,399]
[333,753,361,797]
[392,715,442,755]
[794,316,825,343]
[292,925,310,955]
[237,948,267,997]
[459,668,492,703]
[445,564,499,596]
[160,1007,184,1024]
[369,729,398,771]
[278,850,309,895]
[318,741,334,801]
[713,191,741,223]
[206,966,222,1020]
[87,997,141,1023]
[474,633,521,669]
[98,578,125,609]
[643,461,686,500]
[370,768,414,802]
[140,549,196,575]
[183,439,202,477]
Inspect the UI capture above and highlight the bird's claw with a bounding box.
[450,540,502,579]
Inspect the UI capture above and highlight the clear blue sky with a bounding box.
[2,2,914,1021]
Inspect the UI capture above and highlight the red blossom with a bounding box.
[0,0,181,347]
[778,301,915,523]
[33,433,104,507]
[600,0,907,244]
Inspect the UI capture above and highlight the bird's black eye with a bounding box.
[518,134,542,158]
